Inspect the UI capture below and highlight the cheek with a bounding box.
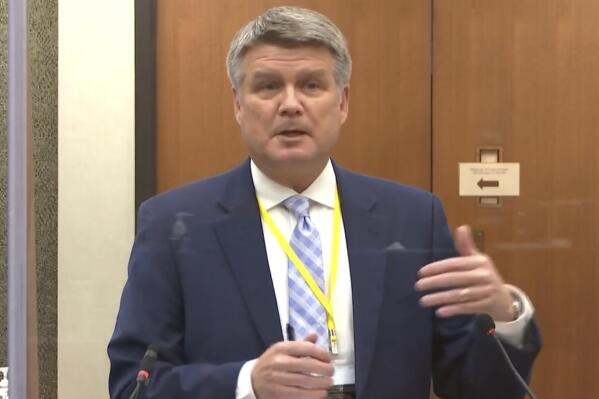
[238,107,275,143]
[245,102,275,125]
[313,96,342,116]
[314,104,345,128]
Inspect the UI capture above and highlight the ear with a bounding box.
[339,85,350,124]
[232,87,242,124]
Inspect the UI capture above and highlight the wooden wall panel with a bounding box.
[156,0,431,192]
[433,1,599,397]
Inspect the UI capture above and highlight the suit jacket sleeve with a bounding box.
[429,196,542,399]
[108,201,243,399]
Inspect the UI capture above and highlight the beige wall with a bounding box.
[57,0,134,397]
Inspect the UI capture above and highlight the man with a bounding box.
[108,6,540,399]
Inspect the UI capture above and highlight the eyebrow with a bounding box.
[249,68,329,81]
[298,69,329,80]
[250,70,281,81]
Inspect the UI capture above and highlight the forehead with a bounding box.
[240,44,336,78]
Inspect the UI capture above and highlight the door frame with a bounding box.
[135,0,157,211]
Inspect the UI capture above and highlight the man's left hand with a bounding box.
[415,225,514,322]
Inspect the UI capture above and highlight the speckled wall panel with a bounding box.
[0,0,58,398]
[30,0,58,397]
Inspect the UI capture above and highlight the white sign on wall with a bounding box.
[459,163,520,196]
[0,367,8,399]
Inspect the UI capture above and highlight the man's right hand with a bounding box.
[251,332,334,399]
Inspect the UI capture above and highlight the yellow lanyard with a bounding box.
[257,191,342,354]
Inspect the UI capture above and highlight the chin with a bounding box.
[274,153,323,166]
[266,148,310,161]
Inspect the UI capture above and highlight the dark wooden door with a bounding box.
[433,1,599,397]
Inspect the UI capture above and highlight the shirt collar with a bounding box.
[251,159,337,211]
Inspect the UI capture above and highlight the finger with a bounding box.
[415,268,492,291]
[275,370,334,390]
[279,341,332,363]
[418,255,487,277]
[435,298,490,318]
[285,356,335,377]
[264,352,333,377]
[454,225,479,256]
[419,285,493,307]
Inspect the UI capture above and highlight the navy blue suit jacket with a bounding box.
[108,160,540,398]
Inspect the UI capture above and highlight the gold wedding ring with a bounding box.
[458,288,471,302]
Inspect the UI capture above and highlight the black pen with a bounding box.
[286,323,295,341]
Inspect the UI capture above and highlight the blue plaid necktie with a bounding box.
[284,196,328,347]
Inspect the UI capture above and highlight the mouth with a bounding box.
[277,129,309,137]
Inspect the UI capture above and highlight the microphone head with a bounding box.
[476,313,496,336]
[139,345,159,373]
[145,345,159,360]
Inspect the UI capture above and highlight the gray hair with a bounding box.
[226,6,352,89]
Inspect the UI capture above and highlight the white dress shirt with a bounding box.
[235,160,533,399]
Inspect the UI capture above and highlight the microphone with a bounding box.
[128,345,159,399]
[476,314,538,399]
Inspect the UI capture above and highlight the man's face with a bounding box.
[233,44,349,174]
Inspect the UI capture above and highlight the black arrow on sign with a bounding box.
[477,178,499,189]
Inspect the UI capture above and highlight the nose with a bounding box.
[278,86,303,116]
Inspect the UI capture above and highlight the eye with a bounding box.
[259,81,279,91]
[304,81,321,90]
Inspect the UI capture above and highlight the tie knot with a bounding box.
[283,195,310,218]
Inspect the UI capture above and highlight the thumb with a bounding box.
[303,332,319,344]
[454,225,479,256]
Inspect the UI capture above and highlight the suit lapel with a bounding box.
[335,165,388,399]
[213,161,283,349]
